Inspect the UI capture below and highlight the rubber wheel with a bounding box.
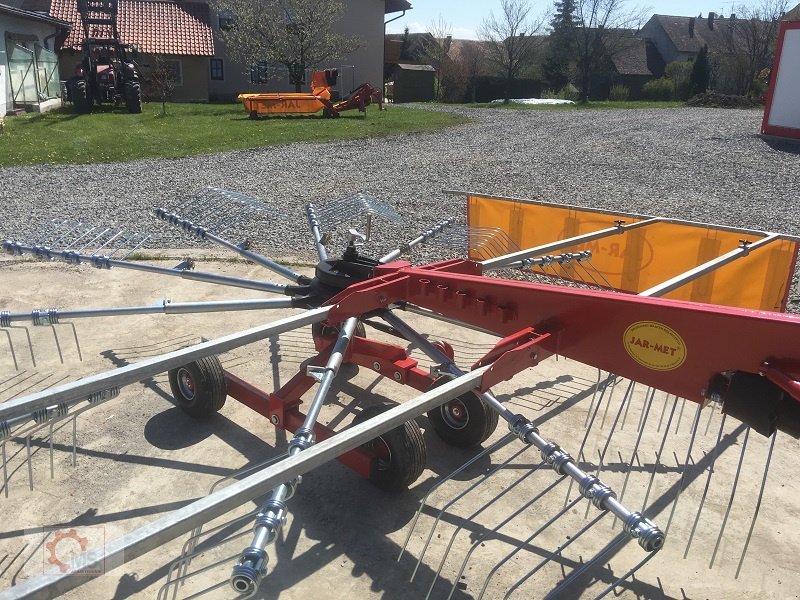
[427,378,499,448]
[125,80,142,113]
[249,110,259,120]
[353,403,426,491]
[168,355,227,418]
[72,78,90,113]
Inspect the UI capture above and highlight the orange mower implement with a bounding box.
[239,70,382,119]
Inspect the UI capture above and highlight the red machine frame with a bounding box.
[224,257,800,480]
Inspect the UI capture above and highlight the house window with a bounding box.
[250,62,269,84]
[219,11,235,30]
[210,58,224,80]
[162,59,183,86]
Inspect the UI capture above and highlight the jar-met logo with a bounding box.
[623,321,687,371]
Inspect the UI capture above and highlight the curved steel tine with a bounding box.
[442,476,569,600]
[735,430,777,578]
[710,426,750,568]
[640,396,679,515]
[674,397,687,434]
[419,458,545,586]
[48,326,64,364]
[584,380,635,518]
[476,495,583,600]
[409,444,536,582]
[9,326,36,368]
[541,532,629,600]
[157,547,249,600]
[1,328,19,371]
[593,545,661,600]
[397,433,517,561]
[613,388,657,526]
[501,511,609,600]
[683,414,728,558]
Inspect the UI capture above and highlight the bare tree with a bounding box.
[571,0,646,101]
[213,0,361,92]
[422,16,454,101]
[458,41,486,102]
[478,0,544,103]
[145,56,176,115]
[717,0,788,95]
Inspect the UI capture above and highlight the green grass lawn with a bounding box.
[0,102,468,167]
[468,100,686,110]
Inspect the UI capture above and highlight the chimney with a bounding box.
[708,12,715,30]
[689,17,696,38]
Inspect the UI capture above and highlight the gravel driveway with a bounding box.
[1,105,798,304]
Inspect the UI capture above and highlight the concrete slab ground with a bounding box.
[0,254,798,600]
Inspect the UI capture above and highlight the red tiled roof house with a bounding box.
[45,0,215,101]
[24,0,411,103]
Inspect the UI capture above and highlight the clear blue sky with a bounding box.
[385,1,751,39]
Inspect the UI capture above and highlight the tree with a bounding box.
[717,0,787,95]
[146,56,176,115]
[422,16,454,101]
[457,41,486,103]
[543,0,576,91]
[571,0,646,102]
[689,44,710,97]
[478,0,544,103]
[213,0,361,92]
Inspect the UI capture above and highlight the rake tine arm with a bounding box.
[0,308,330,429]
[2,240,296,295]
[0,368,489,600]
[230,317,359,597]
[481,218,660,270]
[379,219,453,264]
[154,208,310,285]
[306,203,328,261]
[382,310,665,552]
[0,298,301,325]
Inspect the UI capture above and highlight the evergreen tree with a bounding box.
[543,0,576,91]
[689,45,710,97]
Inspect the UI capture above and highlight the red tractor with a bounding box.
[68,0,142,113]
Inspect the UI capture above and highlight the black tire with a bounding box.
[72,78,90,113]
[427,378,499,448]
[168,355,227,418]
[125,80,142,113]
[249,110,259,120]
[353,404,426,491]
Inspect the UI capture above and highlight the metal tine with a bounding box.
[583,379,635,519]
[176,453,290,588]
[580,370,607,428]
[410,443,536,582]
[683,413,728,558]
[709,426,750,568]
[441,475,570,600]
[0,328,19,371]
[501,511,608,600]
[593,544,661,600]
[640,396,679,516]
[398,433,517,561]
[115,232,150,260]
[736,430,776,578]
[612,387,657,526]
[0,324,37,368]
[665,406,703,535]
[541,532,629,600]
[565,373,616,506]
[475,494,583,600]
[674,397,688,434]
[159,545,251,600]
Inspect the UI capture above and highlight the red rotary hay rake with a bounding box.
[0,188,798,599]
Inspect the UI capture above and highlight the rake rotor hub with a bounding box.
[624,513,666,552]
[231,546,268,596]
